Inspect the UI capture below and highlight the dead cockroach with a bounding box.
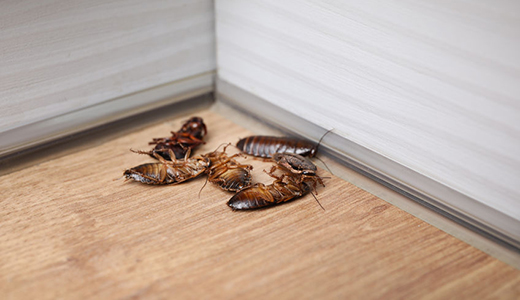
[124,150,209,185]
[227,153,325,210]
[148,116,207,160]
[236,129,332,158]
[227,175,310,210]
[202,144,253,192]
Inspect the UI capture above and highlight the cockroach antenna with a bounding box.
[313,128,334,175]
[198,176,209,198]
[310,191,325,211]
[315,128,334,152]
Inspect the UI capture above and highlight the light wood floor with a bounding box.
[1,108,519,299]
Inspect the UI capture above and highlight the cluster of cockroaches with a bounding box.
[123,117,327,210]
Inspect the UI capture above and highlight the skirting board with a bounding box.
[217,78,520,252]
[0,71,215,158]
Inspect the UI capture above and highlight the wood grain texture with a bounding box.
[1,109,519,299]
[215,0,520,220]
[0,0,215,131]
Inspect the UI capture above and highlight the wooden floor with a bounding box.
[1,108,519,299]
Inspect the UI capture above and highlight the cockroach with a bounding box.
[124,150,209,185]
[148,116,207,160]
[227,175,310,210]
[227,153,325,210]
[202,144,253,192]
[235,129,332,158]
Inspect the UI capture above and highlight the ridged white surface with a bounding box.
[0,0,215,132]
[216,0,520,220]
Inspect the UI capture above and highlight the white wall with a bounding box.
[0,0,215,151]
[216,0,520,222]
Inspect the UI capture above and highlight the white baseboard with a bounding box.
[217,78,520,252]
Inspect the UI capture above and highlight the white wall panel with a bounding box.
[0,0,215,132]
[216,0,520,222]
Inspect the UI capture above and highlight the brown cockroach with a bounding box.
[227,153,325,210]
[202,144,253,192]
[148,116,207,160]
[227,174,310,210]
[235,129,332,158]
[124,150,209,185]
